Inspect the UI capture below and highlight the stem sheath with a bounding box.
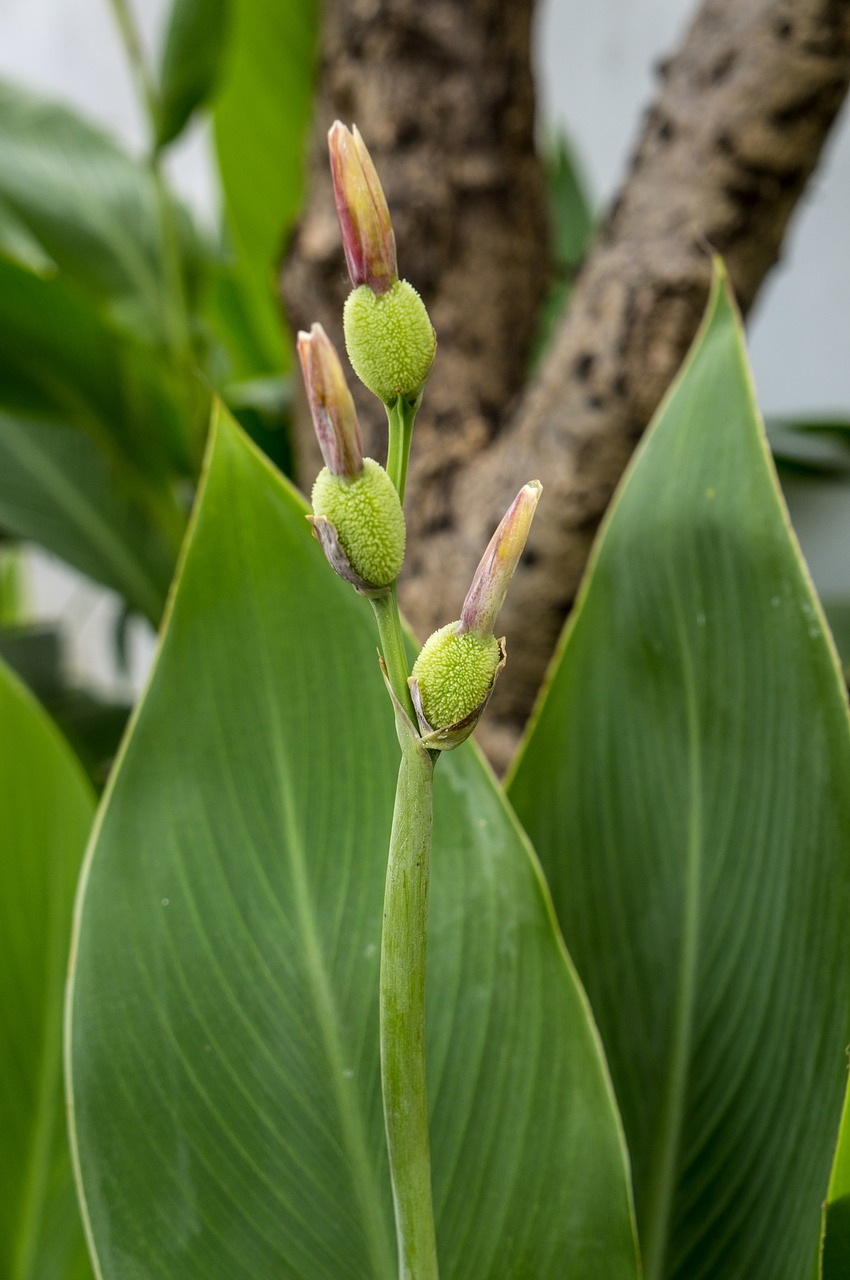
[386,395,419,504]
[371,588,416,724]
[381,723,439,1280]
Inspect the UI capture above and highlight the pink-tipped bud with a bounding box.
[297,323,363,479]
[328,121,398,295]
[459,481,542,636]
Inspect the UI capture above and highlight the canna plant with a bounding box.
[2,115,848,1280]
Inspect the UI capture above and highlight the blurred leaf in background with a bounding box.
[155,0,231,151]
[531,131,595,366]
[0,0,320,722]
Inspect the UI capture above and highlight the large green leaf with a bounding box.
[155,0,231,150]
[0,657,95,1279]
[508,268,850,1279]
[67,406,639,1278]
[0,79,200,343]
[212,0,317,374]
[0,412,177,622]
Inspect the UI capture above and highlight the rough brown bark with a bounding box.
[283,0,850,772]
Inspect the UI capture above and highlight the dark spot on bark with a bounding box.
[587,394,605,411]
[574,352,596,381]
[774,18,793,40]
[655,55,674,81]
[657,115,675,143]
[771,80,847,130]
[716,130,734,157]
[710,50,736,84]
[614,372,628,398]
[522,548,540,568]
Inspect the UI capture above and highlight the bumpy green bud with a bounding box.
[311,457,405,589]
[410,624,502,732]
[344,279,436,405]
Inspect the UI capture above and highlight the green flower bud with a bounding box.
[311,457,405,590]
[408,481,541,748]
[344,279,436,405]
[410,623,502,732]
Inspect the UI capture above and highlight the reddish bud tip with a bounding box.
[328,121,398,295]
[297,323,363,479]
[459,481,542,636]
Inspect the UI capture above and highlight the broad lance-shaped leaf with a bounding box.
[0,658,95,1279]
[507,266,850,1279]
[67,405,640,1279]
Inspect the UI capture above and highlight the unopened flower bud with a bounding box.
[311,460,406,593]
[297,323,363,479]
[408,481,541,747]
[459,481,542,636]
[344,279,436,406]
[329,121,397,296]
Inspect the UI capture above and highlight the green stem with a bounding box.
[386,395,419,504]
[381,717,439,1280]
[371,587,416,724]
[106,0,159,127]
[106,0,194,373]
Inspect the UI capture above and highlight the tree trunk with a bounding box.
[283,0,850,771]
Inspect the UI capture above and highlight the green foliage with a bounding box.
[0,412,177,623]
[0,79,200,343]
[156,0,232,150]
[67,407,640,1279]
[3,12,850,1276]
[213,0,319,376]
[768,416,850,477]
[0,18,318,626]
[508,271,850,1279]
[532,131,595,365]
[0,657,95,1280]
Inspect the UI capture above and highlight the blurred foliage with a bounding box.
[532,131,595,366]
[0,0,318,733]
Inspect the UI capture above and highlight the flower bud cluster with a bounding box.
[299,123,541,747]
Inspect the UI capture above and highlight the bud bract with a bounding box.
[344,279,436,406]
[328,121,397,296]
[410,624,503,738]
[311,458,406,591]
[297,323,363,479]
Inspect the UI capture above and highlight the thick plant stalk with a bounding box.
[380,701,439,1280]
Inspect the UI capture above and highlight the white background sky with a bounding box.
[1,0,848,690]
